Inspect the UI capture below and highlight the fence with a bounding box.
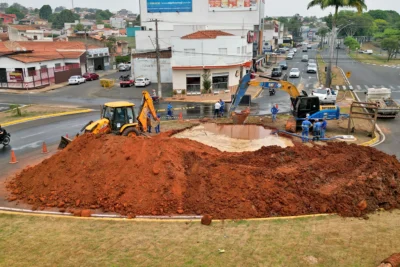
[0,64,81,90]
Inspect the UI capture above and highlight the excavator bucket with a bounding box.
[58,136,73,150]
[285,117,297,133]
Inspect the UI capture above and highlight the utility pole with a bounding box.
[84,28,88,73]
[154,19,162,98]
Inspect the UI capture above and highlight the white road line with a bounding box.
[13,141,43,151]
[389,85,395,89]
[20,132,45,139]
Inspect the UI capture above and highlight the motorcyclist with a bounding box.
[0,124,5,140]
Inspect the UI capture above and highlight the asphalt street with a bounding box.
[323,48,400,158]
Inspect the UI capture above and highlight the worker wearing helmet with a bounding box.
[313,119,322,141]
[301,117,312,143]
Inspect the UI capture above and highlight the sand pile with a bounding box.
[6,132,400,219]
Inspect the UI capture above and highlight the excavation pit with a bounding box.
[173,123,293,152]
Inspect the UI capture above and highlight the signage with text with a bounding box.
[209,0,259,12]
[147,0,193,13]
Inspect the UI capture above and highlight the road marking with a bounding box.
[13,141,43,151]
[389,85,394,89]
[20,131,45,139]
[356,85,361,90]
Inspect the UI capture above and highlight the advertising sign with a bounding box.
[9,72,23,82]
[209,0,258,11]
[147,0,193,13]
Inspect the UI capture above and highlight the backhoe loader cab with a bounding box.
[101,102,137,134]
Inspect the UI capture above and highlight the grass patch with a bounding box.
[317,54,346,86]
[0,210,399,266]
[116,37,136,49]
[348,51,400,66]
[0,105,81,124]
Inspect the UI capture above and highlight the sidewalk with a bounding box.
[0,69,117,95]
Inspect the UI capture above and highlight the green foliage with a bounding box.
[287,15,302,38]
[96,18,103,25]
[335,11,374,37]
[116,55,130,64]
[5,6,25,20]
[50,10,80,29]
[374,19,389,32]
[39,5,52,20]
[344,36,360,50]
[74,23,84,31]
[54,6,66,13]
[202,69,211,92]
[277,17,288,24]
[104,24,112,28]
[381,37,400,61]
[96,9,113,21]
[323,13,333,29]
[0,3,8,11]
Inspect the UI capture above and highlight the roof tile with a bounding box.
[181,30,234,39]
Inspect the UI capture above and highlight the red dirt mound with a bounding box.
[6,133,400,219]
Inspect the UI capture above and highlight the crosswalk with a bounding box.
[304,84,400,93]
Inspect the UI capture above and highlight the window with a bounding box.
[212,73,229,90]
[27,67,36,76]
[55,63,61,68]
[104,57,109,63]
[33,35,37,40]
[219,48,227,55]
[184,49,195,56]
[40,65,47,69]
[186,74,201,95]
[237,47,240,54]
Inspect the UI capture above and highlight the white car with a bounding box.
[68,75,86,85]
[307,63,318,73]
[308,59,316,65]
[135,77,151,87]
[289,68,300,78]
[286,53,294,60]
[292,48,297,53]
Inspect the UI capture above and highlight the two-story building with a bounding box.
[0,13,16,24]
[171,30,252,95]
[8,25,53,41]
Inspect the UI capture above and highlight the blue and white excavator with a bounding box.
[229,73,347,132]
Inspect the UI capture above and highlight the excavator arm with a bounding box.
[137,91,159,131]
[248,79,300,98]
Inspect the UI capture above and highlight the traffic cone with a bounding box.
[42,142,48,154]
[178,112,183,123]
[9,150,18,164]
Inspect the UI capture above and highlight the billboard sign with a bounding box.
[9,72,23,82]
[209,0,259,12]
[147,0,193,13]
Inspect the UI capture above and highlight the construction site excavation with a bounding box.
[5,122,400,220]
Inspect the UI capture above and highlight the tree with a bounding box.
[287,15,302,38]
[323,13,333,29]
[374,19,389,32]
[50,10,80,29]
[0,3,9,11]
[96,18,103,25]
[136,14,141,25]
[344,36,360,50]
[104,23,112,28]
[84,13,96,20]
[39,5,52,20]
[307,0,367,87]
[368,10,388,20]
[317,26,329,45]
[54,6,66,13]
[381,37,400,61]
[5,6,25,20]
[74,23,84,31]
[277,17,288,24]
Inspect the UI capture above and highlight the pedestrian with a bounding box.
[301,117,312,143]
[167,102,173,119]
[154,111,161,133]
[321,117,327,138]
[147,112,152,133]
[313,119,322,141]
[214,101,221,118]
[271,104,279,122]
[219,99,225,117]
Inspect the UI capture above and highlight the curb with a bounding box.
[2,109,94,127]
[254,87,263,98]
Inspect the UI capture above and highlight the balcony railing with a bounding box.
[186,84,201,95]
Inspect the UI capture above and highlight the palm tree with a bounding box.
[317,27,329,47]
[307,0,367,87]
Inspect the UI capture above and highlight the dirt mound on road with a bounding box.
[6,133,400,219]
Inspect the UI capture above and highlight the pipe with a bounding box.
[272,130,345,142]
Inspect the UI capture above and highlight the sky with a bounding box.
[3,0,399,17]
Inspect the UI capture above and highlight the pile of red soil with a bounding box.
[6,132,400,219]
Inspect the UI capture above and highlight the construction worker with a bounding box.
[154,111,161,134]
[167,102,173,119]
[219,99,225,117]
[313,119,322,141]
[321,117,327,138]
[301,117,312,143]
[214,101,221,118]
[147,112,152,133]
[271,104,279,122]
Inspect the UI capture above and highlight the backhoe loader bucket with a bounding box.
[58,136,72,150]
[285,117,297,133]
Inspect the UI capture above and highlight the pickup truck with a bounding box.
[312,88,337,104]
[119,75,135,87]
[366,88,399,118]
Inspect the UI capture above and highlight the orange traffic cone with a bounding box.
[178,112,183,123]
[42,142,48,154]
[9,150,18,164]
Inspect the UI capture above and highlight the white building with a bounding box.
[110,17,126,29]
[136,0,265,52]
[8,25,53,42]
[171,30,252,95]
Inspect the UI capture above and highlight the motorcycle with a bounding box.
[269,88,276,96]
[0,130,10,147]
[152,95,160,104]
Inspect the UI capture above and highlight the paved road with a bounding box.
[325,48,400,158]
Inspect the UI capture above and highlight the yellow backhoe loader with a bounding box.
[59,91,158,149]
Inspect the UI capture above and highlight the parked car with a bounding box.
[119,64,131,72]
[292,48,297,53]
[302,47,308,52]
[308,59,316,65]
[302,55,309,62]
[289,68,300,78]
[68,75,86,85]
[286,53,294,60]
[119,75,135,87]
[307,63,318,73]
[363,49,373,54]
[83,72,99,81]
[312,88,337,104]
[271,67,282,77]
[307,45,312,49]
[135,77,151,87]
[279,61,288,70]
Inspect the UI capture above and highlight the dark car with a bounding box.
[83,73,99,81]
[302,48,308,52]
[279,61,288,70]
[271,67,282,77]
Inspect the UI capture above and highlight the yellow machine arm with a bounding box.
[248,80,300,98]
[137,91,159,131]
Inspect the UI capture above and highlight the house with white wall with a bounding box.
[8,25,53,41]
[171,30,252,95]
